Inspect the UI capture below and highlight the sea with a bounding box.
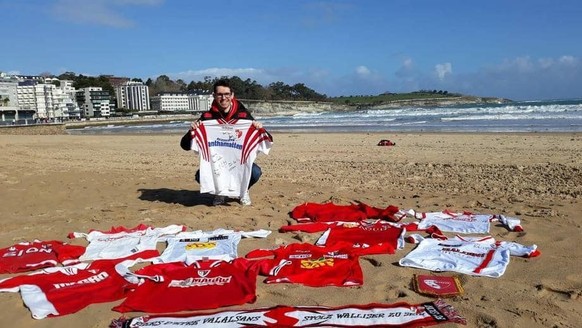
[68,98,582,135]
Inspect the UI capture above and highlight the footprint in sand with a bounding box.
[536,283,581,301]
[476,313,499,328]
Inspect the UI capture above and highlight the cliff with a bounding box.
[243,96,511,116]
[242,100,349,116]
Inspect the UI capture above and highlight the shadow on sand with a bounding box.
[138,188,214,207]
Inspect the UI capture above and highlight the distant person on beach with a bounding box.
[181,79,271,206]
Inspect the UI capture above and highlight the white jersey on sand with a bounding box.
[408,209,523,233]
[155,228,271,264]
[398,235,538,278]
[70,225,185,261]
[190,119,272,198]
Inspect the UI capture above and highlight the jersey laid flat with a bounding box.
[189,119,272,198]
[69,224,185,261]
[409,209,524,233]
[0,240,85,274]
[113,259,260,313]
[398,235,540,278]
[280,221,405,256]
[155,228,271,264]
[290,202,405,223]
[246,243,363,287]
[0,259,137,319]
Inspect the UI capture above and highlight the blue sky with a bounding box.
[1,0,581,101]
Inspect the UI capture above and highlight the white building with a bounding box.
[77,87,112,118]
[115,81,150,111]
[16,83,57,120]
[150,92,212,112]
[1,74,83,122]
[59,80,81,118]
[14,82,75,120]
[0,80,21,123]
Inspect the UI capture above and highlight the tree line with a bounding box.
[55,72,328,102]
[144,75,329,102]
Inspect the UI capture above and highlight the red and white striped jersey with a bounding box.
[189,119,272,198]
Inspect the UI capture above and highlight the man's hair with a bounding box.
[213,79,232,93]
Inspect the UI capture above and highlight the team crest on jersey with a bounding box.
[197,270,210,278]
[235,129,242,138]
[300,258,334,269]
[185,242,217,250]
[324,252,348,259]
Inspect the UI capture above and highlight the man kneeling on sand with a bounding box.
[181,79,272,206]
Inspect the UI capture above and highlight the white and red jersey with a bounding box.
[0,259,137,319]
[290,202,405,223]
[190,119,272,198]
[280,221,405,256]
[155,228,271,264]
[398,235,540,278]
[0,240,85,274]
[69,224,185,261]
[409,209,523,233]
[113,258,260,313]
[246,243,363,287]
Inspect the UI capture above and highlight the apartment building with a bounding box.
[59,80,82,118]
[0,74,83,122]
[115,81,150,111]
[150,92,212,112]
[76,87,113,118]
[0,80,20,122]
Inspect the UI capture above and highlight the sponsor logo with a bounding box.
[4,245,53,257]
[300,258,334,269]
[441,247,486,258]
[53,272,109,289]
[185,242,217,250]
[168,276,232,287]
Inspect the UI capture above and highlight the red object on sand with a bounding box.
[377,139,395,146]
[413,274,464,297]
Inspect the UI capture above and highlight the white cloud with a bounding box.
[403,58,413,69]
[435,63,452,80]
[446,55,581,100]
[51,0,163,28]
[559,55,576,65]
[161,54,582,100]
[355,66,371,76]
[177,67,264,78]
[538,58,554,69]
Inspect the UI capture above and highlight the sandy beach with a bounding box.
[0,132,580,327]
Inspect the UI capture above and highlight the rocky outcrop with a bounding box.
[243,97,511,116]
[243,100,350,116]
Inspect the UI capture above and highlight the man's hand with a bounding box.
[190,121,201,131]
[252,121,263,129]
